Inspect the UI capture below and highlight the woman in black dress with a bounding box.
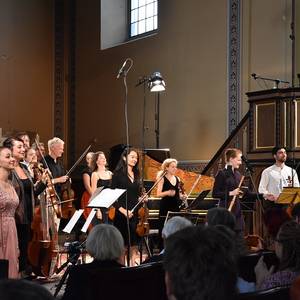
[111,148,144,266]
[157,158,186,247]
[90,151,112,224]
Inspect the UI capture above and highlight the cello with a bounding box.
[28,164,59,277]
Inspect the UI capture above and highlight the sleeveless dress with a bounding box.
[0,185,20,278]
[158,176,181,248]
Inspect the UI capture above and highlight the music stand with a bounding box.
[277,187,300,205]
[164,211,207,226]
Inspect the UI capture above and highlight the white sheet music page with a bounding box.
[88,188,126,208]
[63,209,84,233]
[81,209,97,233]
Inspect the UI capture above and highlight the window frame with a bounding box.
[128,0,158,40]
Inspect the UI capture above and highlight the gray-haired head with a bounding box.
[86,224,124,261]
[162,216,193,239]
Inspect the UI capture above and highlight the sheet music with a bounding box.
[63,209,84,233]
[81,209,97,233]
[88,188,126,208]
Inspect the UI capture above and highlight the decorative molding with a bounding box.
[227,0,241,134]
[54,0,65,139]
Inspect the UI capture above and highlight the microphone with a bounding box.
[116,58,129,79]
[241,155,253,173]
[251,73,257,80]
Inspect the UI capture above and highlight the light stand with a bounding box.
[155,92,160,148]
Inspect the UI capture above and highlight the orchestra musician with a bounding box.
[156,158,187,249]
[259,146,300,206]
[3,137,47,276]
[90,151,113,224]
[43,137,69,230]
[212,148,256,233]
[111,148,146,266]
[0,147,20,278]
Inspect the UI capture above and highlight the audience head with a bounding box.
[263,207,291,239]
[48,137,64,159]
[0,279,54,300]
[224,148,242,169]
[86,224,124,262]
[206,207,236,231]
[275,220,300,271]
[162,216,193,240]
[292,203,300,224]
[164,226,237,300]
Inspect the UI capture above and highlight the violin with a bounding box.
[136,202,150,237]
[61,179,76,219]
[179,181,188,209]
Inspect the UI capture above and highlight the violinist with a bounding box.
[3,137,47,276]
[24,148,38,179]
[156,158,186,248]
[111,148,147,266]
[32,142,46,163]
[43,138,69,229]
[259,146,300,206]
[90,151,113,224]
[212,148,256,233]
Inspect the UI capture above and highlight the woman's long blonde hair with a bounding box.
[157,158,178,179]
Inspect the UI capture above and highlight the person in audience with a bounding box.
[290,275,300,300]
[262,207,291,250]
[255,220,300,290]
[206,207,248,256]
[164,225,237,300]
[143,216,193,264]
[62,224,125,300]
[0,279,54,300]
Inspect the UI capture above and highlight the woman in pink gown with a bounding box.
[0,147,19,278]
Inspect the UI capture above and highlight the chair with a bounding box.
[238,286,290,300]
[62,261,167,300]
[238,251,278,282]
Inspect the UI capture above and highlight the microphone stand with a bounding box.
[252,74,289,89]
[242,161,265,214]
[119,59,133,266]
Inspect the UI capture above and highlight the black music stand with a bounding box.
[165,211,207,226]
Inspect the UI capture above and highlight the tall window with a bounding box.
[129,0,158,37]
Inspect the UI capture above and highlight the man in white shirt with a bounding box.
[259,147,300,202]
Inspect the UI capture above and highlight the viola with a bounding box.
[179,181,188,209]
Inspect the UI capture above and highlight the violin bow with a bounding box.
[130,170,167,213]
[65,144,92,177]
[185,174,202,210]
